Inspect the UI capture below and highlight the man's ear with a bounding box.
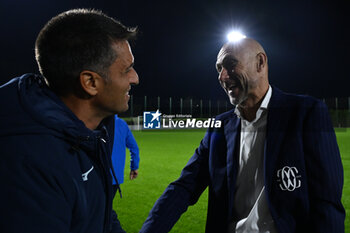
[79,71,103,96]
[256,52,267,73]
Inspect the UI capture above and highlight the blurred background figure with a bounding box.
[112,115,140,186]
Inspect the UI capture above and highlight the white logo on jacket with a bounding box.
[277,166,301,191]
[82,166,94,181]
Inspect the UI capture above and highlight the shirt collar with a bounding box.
[260,85,272,110]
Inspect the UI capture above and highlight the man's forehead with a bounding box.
[112,40,134,64]
[217,46,236,63]
[112,40,130,54]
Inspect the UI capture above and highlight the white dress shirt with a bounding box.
[232,86,277,233]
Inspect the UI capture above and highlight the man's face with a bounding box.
[216,46,256,106]
[95,40,139,115]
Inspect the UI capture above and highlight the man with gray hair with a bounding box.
[0,9,139,233]
[140,38,345,233]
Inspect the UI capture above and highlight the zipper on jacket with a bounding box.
[96,134,113,233]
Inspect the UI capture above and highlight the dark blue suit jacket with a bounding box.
[140,87,345,233]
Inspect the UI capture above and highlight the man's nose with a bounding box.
[130,69,139,85]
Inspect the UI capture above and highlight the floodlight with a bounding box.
[227,31,246,42]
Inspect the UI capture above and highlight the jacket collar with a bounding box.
[16,73,114,151]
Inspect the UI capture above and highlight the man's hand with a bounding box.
[130,170,138,180]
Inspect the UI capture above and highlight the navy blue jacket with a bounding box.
[0,74,119,233]
[140,87,345,233]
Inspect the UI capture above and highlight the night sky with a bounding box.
[0,0,349,101]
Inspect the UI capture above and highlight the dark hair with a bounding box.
[35,9,137,96]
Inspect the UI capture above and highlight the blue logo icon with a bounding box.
[143,110,162,129]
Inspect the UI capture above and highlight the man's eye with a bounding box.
[222,58,237,72]
[125,64,135,73]
[216,65,222,73]
[223,62,235,71]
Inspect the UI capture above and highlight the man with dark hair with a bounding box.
[0,9,138,233]
[140,38,345,233]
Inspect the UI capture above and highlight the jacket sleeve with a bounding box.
[139,131,211,233]
[303,101,345,232]
[125,127,140,171]
[0,151,74,233]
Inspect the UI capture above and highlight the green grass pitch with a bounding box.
[114,129,350,233]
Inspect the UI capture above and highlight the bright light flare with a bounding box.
[227,31,247,42]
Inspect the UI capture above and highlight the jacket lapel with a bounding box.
[265,87,288,192]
